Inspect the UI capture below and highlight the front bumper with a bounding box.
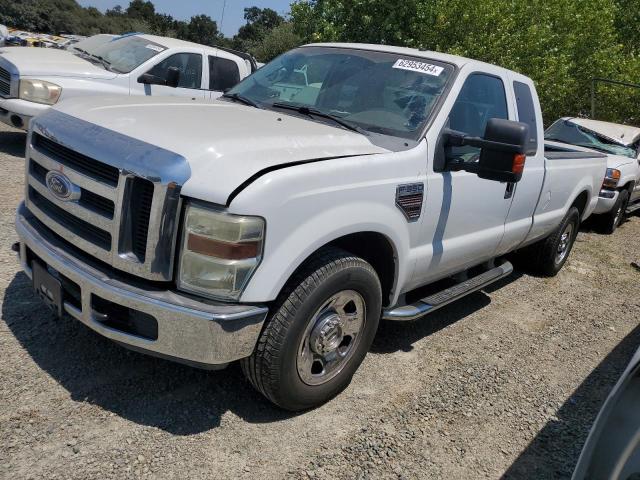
[15,203,268,367]
[0,97,49,130]
[594,189,619,215]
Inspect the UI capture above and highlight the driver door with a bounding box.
[131,52,206,98]
[414,72,517,284]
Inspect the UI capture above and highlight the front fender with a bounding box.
[228,150,426,304]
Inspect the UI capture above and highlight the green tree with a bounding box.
[290,0,640,125]
[184,14,222,46]
[248,22,302,62]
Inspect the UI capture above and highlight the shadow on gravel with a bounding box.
[371,272,523,354]
[2,272,297,436]
[0,130,27,157]
[502,323,640,479]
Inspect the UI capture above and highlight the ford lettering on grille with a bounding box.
[45,171,80,201]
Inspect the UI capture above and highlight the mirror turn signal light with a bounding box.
[512,154,526,175]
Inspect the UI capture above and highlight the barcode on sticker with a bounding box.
[145,44,164,52]
[393,59,443,76]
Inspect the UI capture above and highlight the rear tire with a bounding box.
[521,207,580,277]
[596,190,629,234]
[241,247,382,411]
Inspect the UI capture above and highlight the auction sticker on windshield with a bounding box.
[145,44,165,52]
[393,59,444,76]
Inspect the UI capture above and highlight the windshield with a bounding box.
[69,34,115,55]
[227,47,454,139]
[88,36,166,74]
[545,119,638,158]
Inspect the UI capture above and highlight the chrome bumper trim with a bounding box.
[15,203,268,366]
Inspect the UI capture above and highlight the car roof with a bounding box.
[563,117,640,147]
[304,42,524,77]
[136,33,219,53]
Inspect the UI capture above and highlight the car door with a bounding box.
[131,51,206,99]
[414,71,516,284]
[207,55,241,99]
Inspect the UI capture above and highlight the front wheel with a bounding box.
[596,189,629,234]
[241,247,382,411]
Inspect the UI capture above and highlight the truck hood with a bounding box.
[44,96,389,205]
[545,140,635,169]
[0,48,117,80]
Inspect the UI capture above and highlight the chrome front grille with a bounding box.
[0,66,11,97]
[24,121,185,282]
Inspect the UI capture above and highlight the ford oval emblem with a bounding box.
[45,171,80,201]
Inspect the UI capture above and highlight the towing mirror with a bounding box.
[443,118,529,183]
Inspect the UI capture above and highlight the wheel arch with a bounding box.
[571,190,590,220]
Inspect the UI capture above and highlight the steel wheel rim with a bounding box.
[614,201,624,226]
[555,223,574,264]
[296,290,366,386]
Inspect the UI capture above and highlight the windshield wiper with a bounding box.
[271,102,368,135]
[221,92,261,109]
[544,137,575,146]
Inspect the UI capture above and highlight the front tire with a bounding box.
[596,189,629,234]
[241,247,382,411]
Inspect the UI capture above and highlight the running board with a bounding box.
[627,201,640,214]
[382,261,514,321]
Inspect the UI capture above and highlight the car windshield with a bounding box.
[545,119,637,158]
[88,35,166,74]
[226,46,454,139]
[69,34,115,55]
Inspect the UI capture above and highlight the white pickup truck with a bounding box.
[0,33,256,130]
[14,44,607,410]
[545,117,640,233]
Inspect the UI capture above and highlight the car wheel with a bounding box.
[597,190,629,234]
[241,247,382,411]
[523,206,580,277]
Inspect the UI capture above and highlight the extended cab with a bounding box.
[545,117,640,233]
[15,44,607,410]
[0,33,256,130]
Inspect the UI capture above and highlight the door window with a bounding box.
[147,53,203,89]
[513,81,538,155]
[447,73,508,163]
[209,56,241,92]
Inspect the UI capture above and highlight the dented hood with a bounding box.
[39,96,388,205]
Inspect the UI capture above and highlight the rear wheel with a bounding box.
[596,190,629,234]
[521,207,580,277]
[241,247,382,411]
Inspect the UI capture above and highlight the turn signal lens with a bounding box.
[512,153,526,175]
[187,233,260,260]
[602,168,621,188]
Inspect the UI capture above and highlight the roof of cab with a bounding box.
[136,33,220,53]
[563,117,640,147]
[304,42,525,78]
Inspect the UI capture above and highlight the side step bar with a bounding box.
[382,261,513,321]
[627,201,640,214]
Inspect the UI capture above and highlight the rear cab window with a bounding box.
[209,56,241,92]
[513,81,539,155]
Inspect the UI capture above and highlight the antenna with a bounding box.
[220,0,227,33]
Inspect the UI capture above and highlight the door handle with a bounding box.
[504,182,515,199]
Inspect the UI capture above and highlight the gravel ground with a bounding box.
[0,121,639,479]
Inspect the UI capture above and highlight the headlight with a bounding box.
[19,79,62,105]
[177,202,265,301]
[602,168,621,188]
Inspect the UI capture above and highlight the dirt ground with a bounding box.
[0,121,639,480]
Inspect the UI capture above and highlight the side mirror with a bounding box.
[443,118,529,183]
[137,66,181,88]
[165,66,180,88]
